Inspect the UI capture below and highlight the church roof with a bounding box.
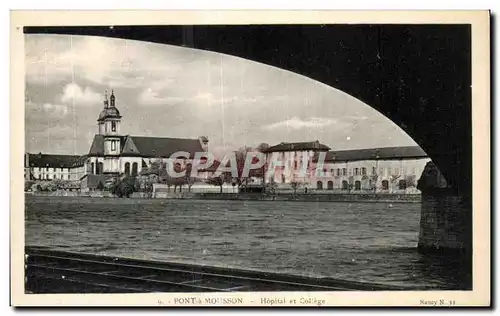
[25,153,83,168]
[265,141,330,153]
[98,107,121,121]
[315,146,428,162]
[88,135,205,158]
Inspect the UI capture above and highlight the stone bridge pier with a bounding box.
[417,161,472,258]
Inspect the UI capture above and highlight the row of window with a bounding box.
[316,179,408,190]
[319,167,417,177]
[35,167,70,172]
[89,162,139,175]
[34,174,72,180]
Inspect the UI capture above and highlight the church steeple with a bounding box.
[104,90,109,108]
[110,90,115,107]
[97,89,122,136]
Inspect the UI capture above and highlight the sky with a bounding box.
[24,34,418,157]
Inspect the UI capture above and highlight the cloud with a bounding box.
[262,117,340,130]
[137,88,186,106]
[58,83,101,105]
[25,35,185,89]
[25,99,69,118]
[137,88,241,107]
[41,103,69,117]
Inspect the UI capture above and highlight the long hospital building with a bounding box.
[264,142,431,193]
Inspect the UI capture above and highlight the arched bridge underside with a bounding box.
[24,25,472,200]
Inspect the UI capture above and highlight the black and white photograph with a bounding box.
[10,10,490,307]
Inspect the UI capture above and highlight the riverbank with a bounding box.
[190,193,421,203]
[26,191,421,203]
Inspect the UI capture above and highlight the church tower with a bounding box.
[97,90,122,174]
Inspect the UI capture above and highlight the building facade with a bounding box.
[264,141,331,184]
[25,90,209,186]
[263,142,431,194]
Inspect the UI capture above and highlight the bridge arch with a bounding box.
[24,25,471,198]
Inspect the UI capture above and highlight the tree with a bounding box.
[25,180,35,192]
[405,175,417,188]
[266,177,277,195]
[370,173,379,193]
[290,181,301,195]
[390,174,402,191]
[206,175,225,193]
[111,176,136,198]
[184,163,195,193]
[255,143,269,183]
[234,146,252,186]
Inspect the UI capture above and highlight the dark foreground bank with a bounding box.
[29,191,422,203]
[25,246,426,293]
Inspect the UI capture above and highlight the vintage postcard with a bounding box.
[10,10,490,307]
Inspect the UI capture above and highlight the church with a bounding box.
[25,90,209,187]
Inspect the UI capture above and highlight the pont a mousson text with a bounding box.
[162,296,326,306]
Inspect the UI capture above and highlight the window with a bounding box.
[61,167,63,172]
[91,162,95,175]
[60,175,63,179]
[342,180,348,190]
[111,140,116,151]
[132,162,138,176]
[372,167,376,175]
[46,166,49,171]
[382,180,389,190]
[316,181,323,190]
[327,181,334,190]
[342,168,347,176]
[67,175,70,180]
[355,181,361,190]
[38,167,41,172]
[45,174,49,180]
[294,161,297,169]
[336,169,340,176]
[399,180,407,190]
[362,167,366,175]
[112,121,116,132]
[388,167,392,175]
[354,168,359,175]
[125,162,130,176]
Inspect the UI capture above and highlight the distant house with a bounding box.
[263,140,330,184]
[24,153,85,181]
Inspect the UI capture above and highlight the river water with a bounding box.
[25,196,471,290]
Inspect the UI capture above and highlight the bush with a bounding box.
[25,181,35,192]
[110,176,136,198]
[96,181,105,191]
